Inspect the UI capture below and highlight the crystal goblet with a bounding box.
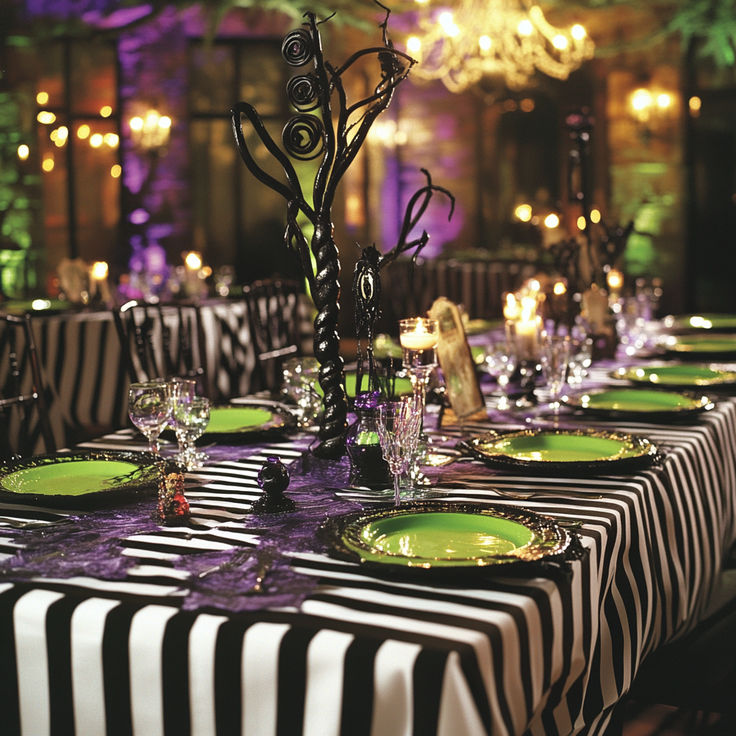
[539,333,571,421]
[377,395,423,506]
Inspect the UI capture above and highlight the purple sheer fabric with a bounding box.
[0,449,362,613]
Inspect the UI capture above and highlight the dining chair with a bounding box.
[0,313,56,459]
[112,300,207,393]
[241,279,304,393]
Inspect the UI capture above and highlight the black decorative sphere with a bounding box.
[252,457,294,513]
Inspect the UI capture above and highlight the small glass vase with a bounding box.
[345,391,392,490]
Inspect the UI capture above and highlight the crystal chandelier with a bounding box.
[403,0,595,93]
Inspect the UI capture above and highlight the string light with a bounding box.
[403,0,594,93]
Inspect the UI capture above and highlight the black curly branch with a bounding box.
[231,2,413,458]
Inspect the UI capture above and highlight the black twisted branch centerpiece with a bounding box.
[231,3,414,458]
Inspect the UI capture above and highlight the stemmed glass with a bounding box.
[128,380,172,453]
[539,333,571,422]
[483,339,517,410]
[398,317,439,485]
[171,396,210,470]
[168,378,197,463]
[377,395,423,506]
[567,334,593,390]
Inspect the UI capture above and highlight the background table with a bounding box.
[1,368,735,735]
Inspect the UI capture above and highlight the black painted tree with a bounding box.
[231,3,414,458]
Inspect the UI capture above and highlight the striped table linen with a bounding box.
[1,392,736,735]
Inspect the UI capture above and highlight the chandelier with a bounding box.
[403,0,595,93]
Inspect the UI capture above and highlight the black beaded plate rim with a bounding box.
[0,449,162,509]
[319,501,573,574]
[461,428,660,476]
[565,389,715,420]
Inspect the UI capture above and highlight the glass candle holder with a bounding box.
[398,317,439,487]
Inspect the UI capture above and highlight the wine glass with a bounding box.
[539,333,571,421]
[171,396,210,470]
[128,380,172,453]
[483,339,517,410]
[567,334,593,389]
[377,395,423,506]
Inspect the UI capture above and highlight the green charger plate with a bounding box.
[464,428,658,475]
[666,314,736,332]
[320,501,572,575]
[663,333,736,358]
[0,450,161,508]
[567,388,713,420]
[201,405,294,442]
[612,363,736,388]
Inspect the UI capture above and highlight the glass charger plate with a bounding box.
[612,363,736,388]
[320,501,573,577]
[0,450,161,509]
[463,428,659,475]
[199,405,296,443]
[567,388,714,420]
[662,333,736,359]
[666,314,736,333]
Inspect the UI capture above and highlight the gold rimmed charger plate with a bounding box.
[463,428,659,475]
[567,388,714,420]
[662,333,736,359]
[320,501,573,577]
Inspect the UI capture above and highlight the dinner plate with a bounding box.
[463,428,658,475]
[320,501,573,576]
[200,405,295,442]
[0,450,161,508]
[567,388,714,420]
[665,314,736,333]
[662,333,736,359]
[612,363,736,388]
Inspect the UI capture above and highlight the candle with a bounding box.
[606,268,623,299]
[89,261,112,303]
[400,330,438,351]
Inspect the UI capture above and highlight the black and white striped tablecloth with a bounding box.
[1,389,735,735]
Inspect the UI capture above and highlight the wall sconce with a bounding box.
[128,108,172,151]
[628,85,677,142]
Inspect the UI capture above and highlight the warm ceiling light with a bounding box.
[576,215,586,230]
[104,133,120,148]
[404,0,594,93]
[36,91,49,105]
[656,92,672,109]
[77,124,91,139]
[37,111,56,124]
[42,156,54,172]
[129,109,172,150]
[89,133,104,148]
[100,105,113,118]
[544,213,560,229]
[110,164,122,178]
[590,208,601,224]
[17,144,30,160]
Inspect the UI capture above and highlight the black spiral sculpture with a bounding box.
[231,3,414,458]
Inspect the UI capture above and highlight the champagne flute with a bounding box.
[128,380,172,453]
[377,395,423,506]
[171,396,210,470]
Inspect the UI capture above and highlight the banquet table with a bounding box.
[1,361,736,736]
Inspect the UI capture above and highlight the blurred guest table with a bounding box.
[0,357,735,735]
